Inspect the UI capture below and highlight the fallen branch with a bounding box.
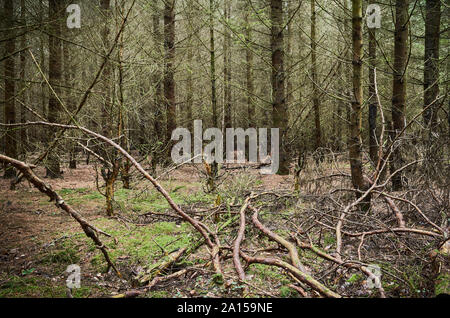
[147,269,188,289]
[0,154,120,276]
[293,236,386,297]
[232,195,254,281]
[240,251,341,298]
[138,247,188,284]
[2,121,224,280]
[250,205,307,273]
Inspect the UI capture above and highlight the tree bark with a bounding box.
[64,1,77,169]
[423,0,440,132]
[46,0,63,178]
[164,0,176,151]
[390,0,409,191]
[271,0,289,175]
[208,0,219,191]
[3,0,17,178]
[19,0,27,159]
[100,0,112,141]
[150,6,164,171]
[244,3,254,128]
[223,0,232,130]
[349,0,370,208]
[368,1,378,165]
[310,0,322,157]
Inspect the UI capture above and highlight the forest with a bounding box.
[0,0,448,299]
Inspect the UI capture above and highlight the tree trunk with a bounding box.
[46,0,63,178]
[100,0,112,141]
[164,0,176,155]
[3,0,17,178]
[150,7,164,172]
[349,0,370,208]
[63,2,77,170]
[368,1,378,165]
[19,0,27,160]
[186,45,194,134]
[271,0,289,175]
[391,0,409,191]
[116,5,131,190]
[208,0,218,191]
[423,0,440,132]
[223,0,232,130]
[244,3,254,128]
[310,0,322,159]
[286,0,293,125]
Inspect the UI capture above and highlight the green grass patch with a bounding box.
[89,219,194,269]
[0,276,91,298]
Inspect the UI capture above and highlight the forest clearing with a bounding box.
[0,0,449,300]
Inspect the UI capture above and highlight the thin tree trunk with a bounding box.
[100,0,112,141]
[46,0,63,178]
[286,0,293,123]
[19,0,27,160]
[208,0,218,191]
[368,1,378,165]
[150,8,164,172]
[223,0,232,130]
[186,45,194,134]
[63,2,77,169]
[391,0,409,191]
[116,3,131,190]
[3,0,17,178]
[39,0,47,144]
[271,0,289,175]
[244,3,254,128]
[349,0,370,208]
[423,0,440,132]
[164,0,176,154]
[310,0,322,158]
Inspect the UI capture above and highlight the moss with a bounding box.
[0,276,63,298]
[248,264,290,285]
[40,239,81,270]
[280,285,298,298]
[89,221,193,269]
[323,233,336,246]
[435,273,450,296]
[0,275,95,298]
[212,273,224,285]
[346,273,364,284]
[149,290,170,298]
[59,188,89,196]
[41,248,80,265]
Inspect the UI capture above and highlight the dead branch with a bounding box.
[138,247,188,284]
[232,194,254,281]
[288,284,308,297]
[0,154,120,276]
[239,251,341,298]
[250,205,308,273]
[3,121,224,279]
[293,236,386,297]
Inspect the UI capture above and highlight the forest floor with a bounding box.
[0,158,447,298]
